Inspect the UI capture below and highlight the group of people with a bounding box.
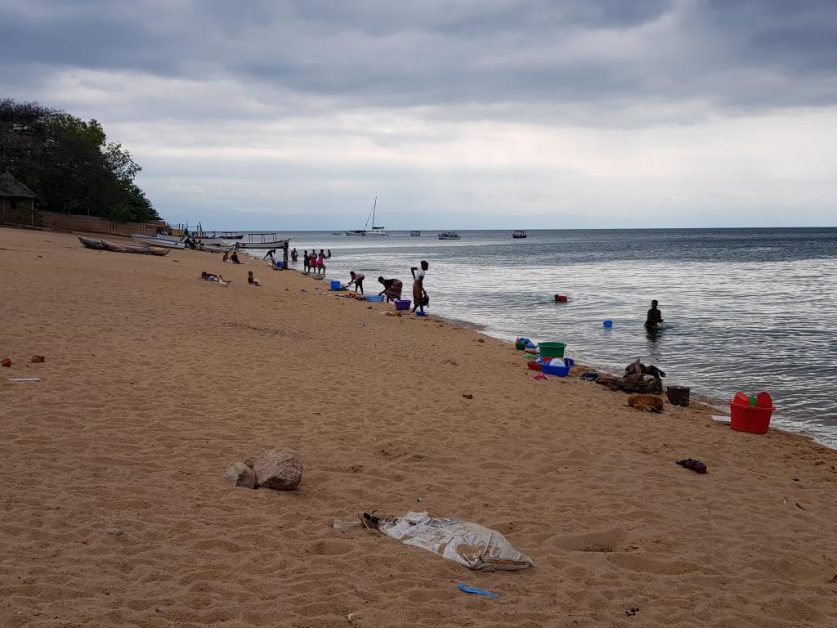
[222,250,241,264]
[344,260,430,314]
[302,249,330,275]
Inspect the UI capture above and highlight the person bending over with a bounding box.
[378,276,403,302]
[347,271,365,294]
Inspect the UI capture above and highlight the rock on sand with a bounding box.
[224,461,257,489]
[253,450,303,490]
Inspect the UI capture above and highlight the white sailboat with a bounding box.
[346,196,387,236]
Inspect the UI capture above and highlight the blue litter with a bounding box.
[458,582,498,599]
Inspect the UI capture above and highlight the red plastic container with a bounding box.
[729,402,774,434]
[527,360,543,372]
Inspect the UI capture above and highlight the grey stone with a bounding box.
[224,461,256,489]
[253,450,303,490]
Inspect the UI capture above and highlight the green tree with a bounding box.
[0,98,159,222]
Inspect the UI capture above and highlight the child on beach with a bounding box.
[200,271,229,286]
[346,271,365,294]
[411,261,429,314]
[248,271,260,286]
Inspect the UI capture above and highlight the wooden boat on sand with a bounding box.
[130,234,186,249]
[78,236,170,256]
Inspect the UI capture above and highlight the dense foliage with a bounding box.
[0,98,158,222]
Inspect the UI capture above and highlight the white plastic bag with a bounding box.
[371,511,534,571]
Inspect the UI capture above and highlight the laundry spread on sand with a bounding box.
[363,511,534,571]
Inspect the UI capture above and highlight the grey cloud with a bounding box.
[2,0,837,125]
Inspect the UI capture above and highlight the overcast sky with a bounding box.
[2,0,836,229]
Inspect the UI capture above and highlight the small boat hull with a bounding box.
[79,236,169,256]
[131,234,186,248]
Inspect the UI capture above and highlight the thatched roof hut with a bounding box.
[0,173,39,225]
[0,173,38,200]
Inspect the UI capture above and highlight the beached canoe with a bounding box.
[78,236,170,256]
[78,236,107,250]
[130,234,186,249]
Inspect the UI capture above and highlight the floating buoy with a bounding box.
[603,320,613,328]
[554,294,568,303]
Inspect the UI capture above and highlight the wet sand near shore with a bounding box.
[1,226,836,627]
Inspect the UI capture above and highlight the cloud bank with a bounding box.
[2,0,836,228]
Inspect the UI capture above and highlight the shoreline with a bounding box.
[274,254,832,452]
[3,226,837,625]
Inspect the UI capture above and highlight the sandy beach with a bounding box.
[1,226,836,627]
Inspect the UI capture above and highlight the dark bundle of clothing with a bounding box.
[624,361,666,379]
[595,360,666,394]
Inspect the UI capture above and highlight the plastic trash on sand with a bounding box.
[363,511,534,571]
[458,582,498,598]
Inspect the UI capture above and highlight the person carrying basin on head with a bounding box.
[378,276,403,302]
[346,271,365,294]
[411,260,429,314]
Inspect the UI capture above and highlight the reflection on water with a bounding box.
[257,228,837,448]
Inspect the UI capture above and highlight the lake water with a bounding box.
[252,228,837,448]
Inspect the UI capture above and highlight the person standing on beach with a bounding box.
[645,300,663,328]
[411,261,429,314]
[346,271,365,294]
[291,248,298,262]
[317,251,326,275]
[303,251,310,274]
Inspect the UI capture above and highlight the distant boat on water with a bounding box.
[346,196,387,236]
[438,231,461,240]
[227,233,290,249]
[512,230,528,239]
[410,230,421,237]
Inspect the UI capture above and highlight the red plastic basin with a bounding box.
[729,402,774,434]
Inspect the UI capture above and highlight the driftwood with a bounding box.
[596,373,663,395]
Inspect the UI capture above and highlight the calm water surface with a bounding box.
[255,228,837,448]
